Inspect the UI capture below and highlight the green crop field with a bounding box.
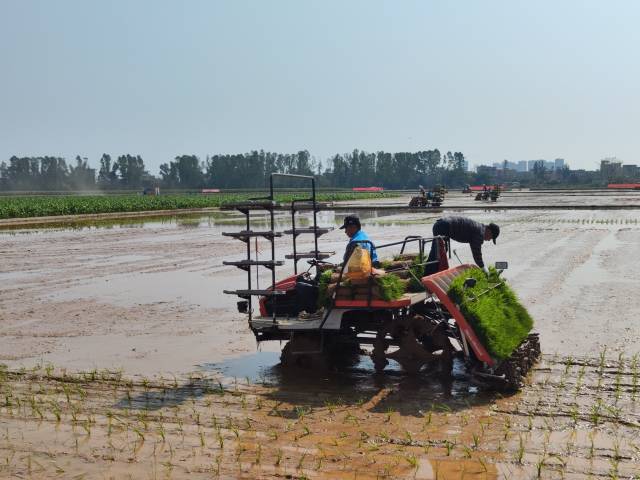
[0,192,393,220]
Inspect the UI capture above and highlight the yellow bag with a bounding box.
[345,245,372,280]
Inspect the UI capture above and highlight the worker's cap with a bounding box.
[488,223,500,244]
[339,215,361,230]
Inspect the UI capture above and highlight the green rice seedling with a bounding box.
[404,454,418,468]
[133,426,146,443]
[275,448,283,466]
[632,354,639,400]
[575,365,586,394]
[297,453,306,470]
[472,433,480,450]
[612,438,621,460]
[588,431,595,459]
[608,456,619,479]
[295,405,310,420]
[569,405,579,427]
[422,410,432,428]
[375,274,406,301]
[503,418,511,440]
[444,439,456,456]
[515,435,525,464]
[50,401,61,423]
[447,267,533,360]
[564,356,573,375]
[404,430,413,443]
[535,454,546,479]
[589,400,602,426]
[599,347,607,372]
[461,413,469,426]
[462,445,472,458]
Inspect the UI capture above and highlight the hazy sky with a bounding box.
[1,0,639,172]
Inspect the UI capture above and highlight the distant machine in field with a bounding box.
[409,185,446,208]
[474,184,501,202]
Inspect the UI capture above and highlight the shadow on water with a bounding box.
[113,350,507,414]
[200,350,505,418]
[113,378,225,411]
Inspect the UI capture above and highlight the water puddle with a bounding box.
[201,349,489,408]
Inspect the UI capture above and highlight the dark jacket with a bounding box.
[433,216,486,267]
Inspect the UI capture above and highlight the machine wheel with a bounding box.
[409,197,424,207]
[372,319,393,373]
[280,334,330,371]
[385,315,453,376]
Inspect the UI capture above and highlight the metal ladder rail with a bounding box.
[222,202,284,324]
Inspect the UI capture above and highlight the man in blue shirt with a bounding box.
[339,215,379,266]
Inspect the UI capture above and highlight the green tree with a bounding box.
[69,156,96,189]
[97,154,117,187]
[115,154,147,187]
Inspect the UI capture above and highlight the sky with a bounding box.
[1,0,639,173]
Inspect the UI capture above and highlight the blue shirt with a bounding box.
[346,229,378,263]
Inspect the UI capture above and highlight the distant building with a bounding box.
[554,158,565,170]
[477,165,498,177]
[622,164,639,178]
[600,158,623,180]
[463,160,469,171]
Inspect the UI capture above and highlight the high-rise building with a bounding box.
[600,158,623,180]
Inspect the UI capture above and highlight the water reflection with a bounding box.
[201,351,496,417]
[0,209,427,235]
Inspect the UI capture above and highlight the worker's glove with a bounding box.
[481,266,489,276]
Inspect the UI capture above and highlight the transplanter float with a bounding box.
[223,174,540,391]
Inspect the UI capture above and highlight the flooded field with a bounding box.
[1,355,639,478]
[2,191,640,478]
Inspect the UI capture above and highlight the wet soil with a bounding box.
[2,193,640,478]
[1,354,639,479]
[2,204,640,373]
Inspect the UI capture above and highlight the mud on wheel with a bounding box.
[494,333,541,391]
[280,334,330,370]
[280,333,361,371]
[372,314,454,376]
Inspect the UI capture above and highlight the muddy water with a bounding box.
[2,206,640,377]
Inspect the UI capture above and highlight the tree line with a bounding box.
[0,149,469,191]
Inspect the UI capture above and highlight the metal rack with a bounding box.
[222,173,334,321]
